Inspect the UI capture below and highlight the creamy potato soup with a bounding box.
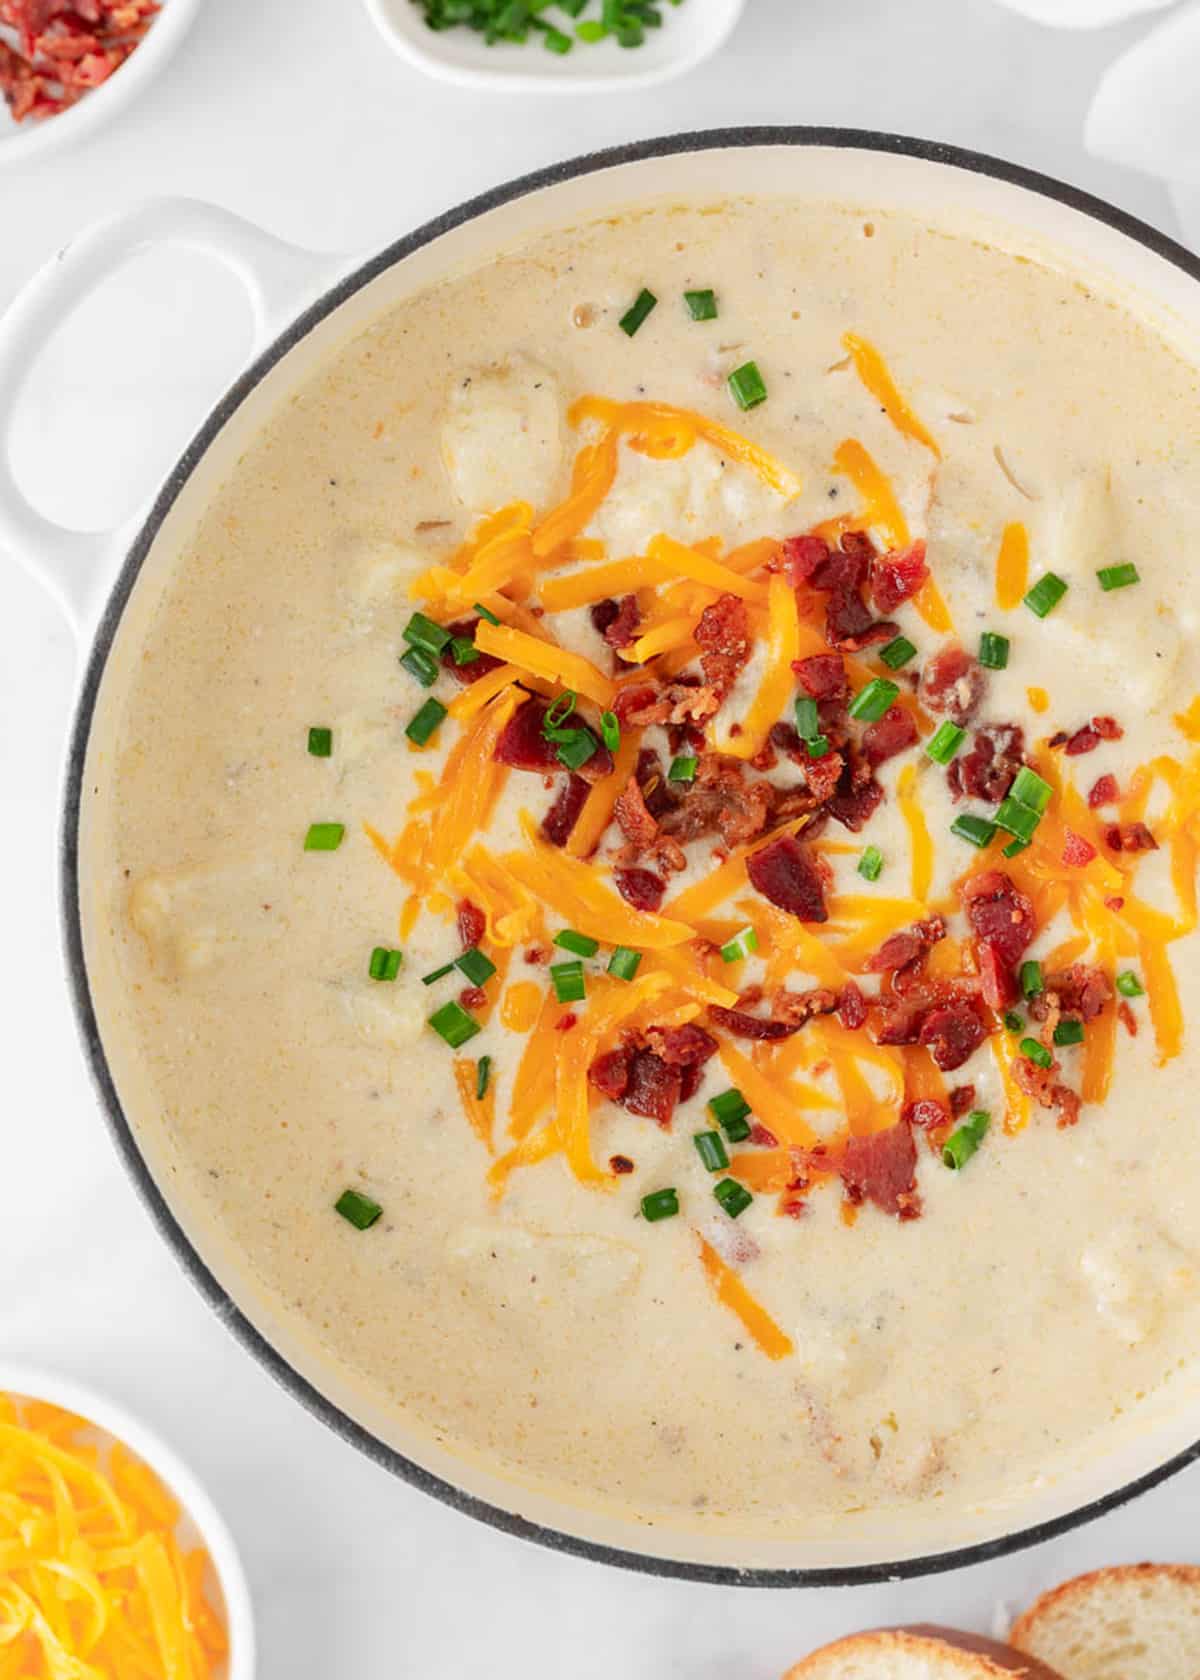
[84,200,1200,1537]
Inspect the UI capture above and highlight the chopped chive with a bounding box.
[926,721,966,765]
[576,18,606,40]
[543,690,577,732]
[403,611,452,655]
[304,822,345,852]
[668,754,699,783]
[1053,1018,1085,1047]
[684,288,718,322]
[1020,960,1044,998]
[641,1188,679,1222]
[1116,970,1144,998]
[429,1000,481,1048]
[1020,1036,1053,1070]
[950,813,996,849]
[1003,836,1030,858]
[1010,765,1053,814]
[1023,572,1068,619]
[368,946,403,982]
[335,1188,382,1230]
[307,726,333,758]
[728,360,767,411]
[794,696,820,740]
[550,959,586,1004]
[879,634,917,671]
[600,710,621,752]
[1097,562,1140,592]
[475,1055,491,1100]
[847,677,900,723]
[400,645,440,688]
[619,288,658,337]
[555,729,599,772]
[979,631,1010,671]
[709,1088,751,1141]
[554,928,600,958]
[942,1109,990,1171]
[608,946,642,981]
[858,845,884,883]
[694,1131,730,1173]
[473,601,500,626]
[457,946,497,987]
[538,19,572,49]
[1004,1010,1024,1033]
[995,796,1041,844]
[806,735,832,759]
[714,1178,753,1218]
[719,926,759,964]
[421,961,456,986]
[449,636,480,666]
[406,697,447,747]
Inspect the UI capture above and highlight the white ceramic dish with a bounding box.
[0,0,202,169]
[363,0,746,92]
[0,1362,255,1679]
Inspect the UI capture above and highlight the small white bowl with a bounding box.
[0,0,202,169]
[363,0,745,93]
[0,1363,255,1680]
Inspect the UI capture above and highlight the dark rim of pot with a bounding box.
[60,126,1200,1587]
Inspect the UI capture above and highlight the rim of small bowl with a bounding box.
[0,1361,255,1679]
[0,0,203,169]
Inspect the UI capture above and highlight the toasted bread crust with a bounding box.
[785,1626,1066,1678]
[1010,1562,1200,1653]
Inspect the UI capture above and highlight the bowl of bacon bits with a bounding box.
[0,0,201,165]
[0,1369,254,1678]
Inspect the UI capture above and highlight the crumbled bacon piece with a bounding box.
[0,0,158,124]
[1014,1052,1081,1128]
[457,899,486,950]
[840,1121,921,1219]
[949,1084,976,1119]
[1062,829,1097,867]
[589,1048,629,1101]
[838,982,867,1030]
[622,1048,682,1127]
[783,534,831,585]
[954,723,1025,804]
[540,773,590,847]
[1105,822,1157,854]
[826,745,884,832]
[977,942,1018,1010]
[609,1154,635,1174]
[767,725,846,804]
[960,870,1037,966]
[644,1023,718,1067]
[694,593,751,700]
[555,1012,578,1032]
[613,683,660,724]
[871,540,929,615]
[863,703,918,768]
[494,697,559,771]
[770,986,840,1027]
[903,1098,949,1131]
[613,776,686,872]
[614,865,666,913]
[1029,964,1112,1025]
[749,1122,779,1148]
[746,833,828,922]
[784,529,897,649]
[459,985,487,1010]
[920,643,986,726]
[679,1062,704,1103]
[590,599,620,638]
[1061,714,1124,756]
[600,593,641,649]
[1118,1001,1138,1037]
[708,1005,801,1042]
[440,618,504,685]
[865,917,946,974]
[1088,773,1119,809]
[1093,715,1122,740]
[792,653,848,701]
[918,1001,987,1072]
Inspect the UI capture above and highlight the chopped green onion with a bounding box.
[684,288,718,322]
[619,288,658,337]
[978,631,1010,670]
[1023,572,1068,619]
[554,929,599,958]
[719,926,759,964]
[926,721,966,764]
[1053,1018,1085,1047]
[1116,970,1144,998]
[950,813,996,849]
[641,1188,679,1222]
[1010,765,1053,815]
[942,1109,990,1171]
[1020,1037,1053,1070]
[600,710,621,752]
[608,946,642,981]
[806,735,831,759]
[879,634,918,671]
[550,959,586,1004]
[457,946,497,987]
[713,1178,753,1218]
[858,845,884,883]
[555,729,599,772]
[475,1055,491,1099]
[995,796,1041,844]
[576,18,606,40]
[403,611,452,655]
[709,1088,751,1141]
[1097,562,1140,592]
[368,946,403,982]
[728,361,767,411]
[473,602,500,626]
[794,696,820,740]
[693,1131,730,1173]
[538,19,572,49]
[429,1000,481,1048]
[1020,960,1044,998]
[406,698,447,747]
[1003,836,1030,858]
[421,961,456,986]
[1004,1011,1024,1033]
[400,646,440,688]
[543,690,577,733]
[449,636,480,666]
[848,677,900,723]
[335,1188,382,1230]
[668,755,698,783]
[307,726,333,758]
[304,822,344,852]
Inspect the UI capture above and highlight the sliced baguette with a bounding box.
[785,1625,1066,1679]
[1010,1562,1200,1680]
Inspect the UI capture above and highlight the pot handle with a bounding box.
[0,197,345,637]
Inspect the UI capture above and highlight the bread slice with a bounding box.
[1010,1563,1200,1679]
[784,1626,1065,1679]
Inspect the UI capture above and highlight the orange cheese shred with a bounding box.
[532,428,620,558]
[842,332,941,457]
[569,395,804,499]
[831,437,910,551]
[644,534,769,604]
[697,1238,794,1361]
[716,1042,827,1146]
[995,521,1029,611]
[474,619,614,707]
[505,814,691,950]
[567,725,644,860]
[500,980,543,1033]
[454,1057,496,1153]
[896,763,934,903]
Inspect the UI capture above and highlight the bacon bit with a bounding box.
[589,598,620,637]
[954,723,1025,804]
[609,1154,635,1174]
[771,986,841,1027]
[1029,964,1113,1025]
[459,985,487,1010]
[614,865,666,913]
[601,593,641,650]
[613,683,660,724]
[918,1001,987,1072]
[709,1005,801,1042]
[623,1047,682,1127]
[457,898,487,950]
[590,1048,629,1100]
[524,945,549,965]
[840,1121,921,1219]
[920,643,986,726]
[977,942,1018,1010]
[0,0,158,124]
[658,752,776,849]
[441,619,504,685]
[1064,714,1124,755]
[746,833,828,923]
[643,1023,718,1067]
[960,870,1037,966]
[792,653,847,700]
[863,703,918,768]
[694,593,751,700]
[838,981,867,1030]
[1105,895,1125,912]
[1093,715,1122,740]
[1014,1052,1081,1128]
[827,745,884,833]
[871,540,929,615]
[555,1011,579,1033]
[540,773,590,847]
[782,534,830,585]
[679,1062,704,1102]
[614,775,684,871]
[948,1084,976,1119]
[1088,773,1119,809]
[903,1099,949,1137]
[1118,1001,1138,1037]
[865,916,946,974]
[749,1122,779,1148]
[1105,821,1158,854]
[783,529,897,649]
[494,697,559,771]
[1062,828,1097,867]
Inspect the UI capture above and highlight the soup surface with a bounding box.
[84,199,1200,1538]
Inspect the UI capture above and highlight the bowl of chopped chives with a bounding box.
[362,0,746,92]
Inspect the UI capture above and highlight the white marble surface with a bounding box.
[2,0,1198,1672]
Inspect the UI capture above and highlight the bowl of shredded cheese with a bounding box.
[0,1367,254,1680]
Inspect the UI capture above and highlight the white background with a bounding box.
[2,0,1198,1673]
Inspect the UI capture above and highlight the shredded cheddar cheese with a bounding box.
[474,620,614,707]
[995,521,1029,611]
[842,332,942,458]
[568,395,803,499]
[697,1239,794,1360]
[830,437,910,551]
